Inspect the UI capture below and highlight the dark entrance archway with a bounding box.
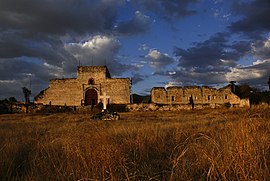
[85,89,98,106]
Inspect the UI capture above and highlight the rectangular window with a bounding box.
[171,96,175,102]
[208,95,211,100]
[225,95,228,99]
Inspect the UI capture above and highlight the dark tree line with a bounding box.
[268,76,270,90]
[0,87,32,114]
[0,97,17,114]
[234,84,270,105]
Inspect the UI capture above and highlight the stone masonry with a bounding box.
[35,66,130,106]
[151,85,250,108]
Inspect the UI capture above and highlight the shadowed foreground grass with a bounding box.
[0,108,269,180]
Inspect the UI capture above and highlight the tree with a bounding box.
[235,84,258,99]
[22,87,31,113]
[229,81,236,93]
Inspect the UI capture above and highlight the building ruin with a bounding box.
[35,66,130,106]
[35,65,250,109]
[151,85,249,108]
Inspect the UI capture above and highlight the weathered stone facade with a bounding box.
[151,85,249,108]
[35,66,130,106]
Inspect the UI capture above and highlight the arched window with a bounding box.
[88,78,94,85]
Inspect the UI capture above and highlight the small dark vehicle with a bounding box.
[91,110,120,121]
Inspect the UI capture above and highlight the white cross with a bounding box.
[100,92,110,110]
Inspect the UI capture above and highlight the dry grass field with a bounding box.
[0,108,269,181]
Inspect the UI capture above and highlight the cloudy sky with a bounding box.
[0,0,269,100]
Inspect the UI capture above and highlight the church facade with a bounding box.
[35,66,130,106]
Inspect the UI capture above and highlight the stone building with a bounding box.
[35,66,130,106]
[151,85,249,108]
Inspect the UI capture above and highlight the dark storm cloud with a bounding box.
[0,0,124,59]
[115,11,151,36]
[170,32,264,86]
[251,38,270,60]
[0,0,121,35]
[154,68,227,86]
[0,0,124,74]
[131,0,199,21]
[172,35,270,88]
[106,60,135,77]
[225,59,270,89]
[0,31,76,68]
[131,73,148,85]
[0,58,63,85]
[0,58,64,99]
[169,0,270,88]
[0,0,131,99]
[171,70,227,85]
[229,0,270,37]
[174,33,251,70]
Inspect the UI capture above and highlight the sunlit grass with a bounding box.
[0,108,269,180]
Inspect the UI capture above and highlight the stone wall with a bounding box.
[151,85,249,107]
[35,66,130,106]
[127,101,251,112]
[77,66,110,82]
[35,78,83,106]
[105,78,130,104]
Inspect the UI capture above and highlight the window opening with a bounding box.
[88,78,94,85]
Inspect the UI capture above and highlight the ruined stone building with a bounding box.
[35,66,130,106]
[151,85,249,108]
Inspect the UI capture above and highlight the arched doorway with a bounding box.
[85,89,98,106]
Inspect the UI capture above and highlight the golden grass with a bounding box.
[0,108,269,180]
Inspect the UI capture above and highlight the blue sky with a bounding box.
[0,0,269,100]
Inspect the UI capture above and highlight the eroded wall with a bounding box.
[35,78,83,106]
[151,85,247,107]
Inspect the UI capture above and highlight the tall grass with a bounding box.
[0,109,269,180]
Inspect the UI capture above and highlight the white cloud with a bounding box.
[146,49,174,70]
[165,81,182,89]
[0,80,16,83]
[115,10,151,35]
[168,71,176,75]
[65,35,121,66]
[43,62,64,78]
[139,43,150,51]
[251,37,270,59]
[131,63,144,68]
[225,59,270,83]
[226,67,263,81]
